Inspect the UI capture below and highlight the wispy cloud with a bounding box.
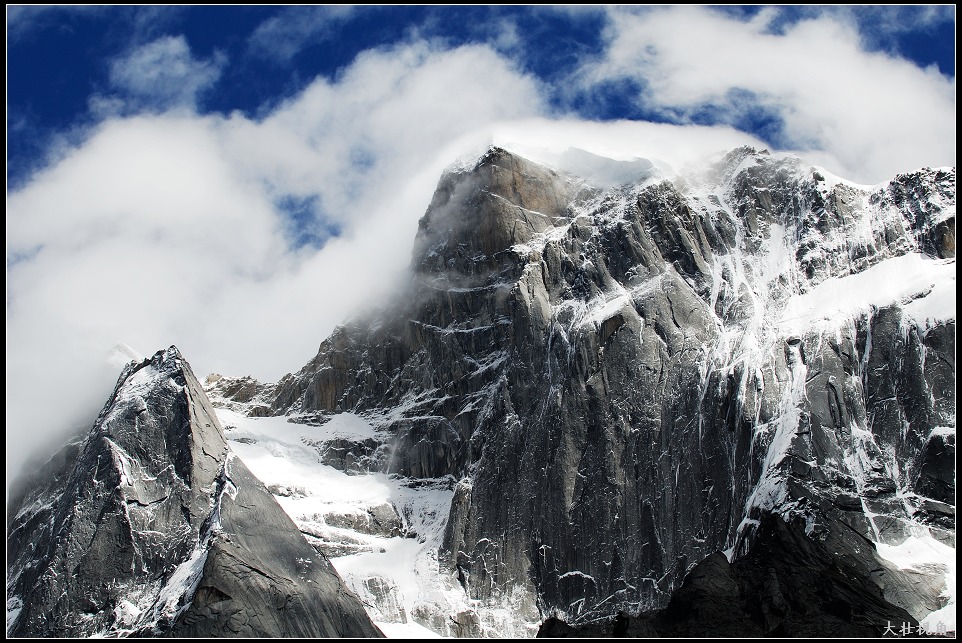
[6,6,185,47]
[783,6,956,39]
[6,5,100,43]
[247,6,357,63]
[101,35,226,112]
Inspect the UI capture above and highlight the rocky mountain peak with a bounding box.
[412,146,586,280]
[6,346,381,638]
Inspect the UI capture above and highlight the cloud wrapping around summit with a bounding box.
[5,7,955,479]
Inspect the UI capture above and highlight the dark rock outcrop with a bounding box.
[6,347,382,638]
[536,514,919,638]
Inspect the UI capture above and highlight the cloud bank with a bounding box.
[5,41,547,479]
[5,8,955,481]
[574,6,955,182]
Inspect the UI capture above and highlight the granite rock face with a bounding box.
[9,147,952,637]
[242,146,954,631]
[6,347,382,638]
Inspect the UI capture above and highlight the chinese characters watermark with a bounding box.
[882,621,953,637]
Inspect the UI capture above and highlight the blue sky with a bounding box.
[4,6,956,476]
[8,6,955,186]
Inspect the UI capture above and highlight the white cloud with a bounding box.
[5,41,547,480]
[576,6,956,183]
[486,117,764,170]
[107,35,225,111]
[6,14,955,482]
[6,115,288,478]
[220,42,547,223]
[491,18,522,55]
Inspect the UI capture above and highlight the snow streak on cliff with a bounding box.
[209,146,955,636]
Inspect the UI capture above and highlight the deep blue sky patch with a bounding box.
[274,194,341,251]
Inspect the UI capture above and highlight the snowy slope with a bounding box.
[213,407,536,638]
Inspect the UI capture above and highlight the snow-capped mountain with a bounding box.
[7,145,955,638]
[208,146,955,636]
